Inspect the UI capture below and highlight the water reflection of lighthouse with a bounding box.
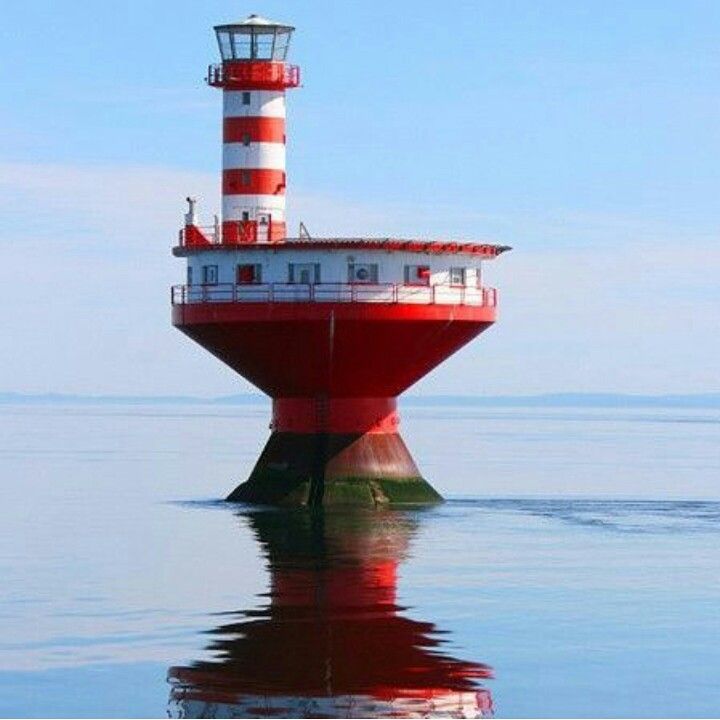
[168,510,494,718]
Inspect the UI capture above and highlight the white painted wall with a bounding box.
[221,194,286,222]
[185,247,484,287]
[223,142,286,170]
[223,90,286,118]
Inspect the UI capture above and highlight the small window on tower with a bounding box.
[241,211,250,222]
[202,265,218,285]
[241,170,251,186]
[242,132,251,146]
[237,264,261,284]
[242,91,251,105]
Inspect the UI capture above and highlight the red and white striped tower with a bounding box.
[208,15,299,244]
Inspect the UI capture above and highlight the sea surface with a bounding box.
[0,403,719,718]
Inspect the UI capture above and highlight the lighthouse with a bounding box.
[172,14,510,506]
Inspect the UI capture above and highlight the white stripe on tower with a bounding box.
[223,90,286,118]
[222,194,285,218]
[223,142,286,170]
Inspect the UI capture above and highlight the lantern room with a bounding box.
[214,15,295,62]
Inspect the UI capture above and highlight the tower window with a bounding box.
[449,267,466,286]
[241,170,251,186]
[242,132,251,146]
[187,266,193,286]
[241,211,250,221]
[242,91,251,105]
[202,265,218,285]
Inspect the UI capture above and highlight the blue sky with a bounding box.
[1,0,718,396]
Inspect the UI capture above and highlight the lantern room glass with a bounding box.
[215,26,293,62]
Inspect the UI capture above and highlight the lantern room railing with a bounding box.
[171,283,498,307]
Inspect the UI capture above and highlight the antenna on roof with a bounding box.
[299,222,312,240]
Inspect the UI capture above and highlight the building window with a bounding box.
[288,262,320,284]
[241,170,251,186]
[242,91,251,105]
[202,265,218,285]
[404,265,430,286]
[237,264,261,284]
[449,267,466,286]
[242,132,251,146]
[187,266,193,286]
[348,263,378,283]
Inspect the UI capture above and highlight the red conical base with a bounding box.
[173,301,496,506]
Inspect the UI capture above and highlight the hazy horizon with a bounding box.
[2,389,720,409]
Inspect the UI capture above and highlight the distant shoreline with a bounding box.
[2,392,719,409]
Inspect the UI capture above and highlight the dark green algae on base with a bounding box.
[227,473,443,508]
[225,431,444,508]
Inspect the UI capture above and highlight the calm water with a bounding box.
[0,404,719,717]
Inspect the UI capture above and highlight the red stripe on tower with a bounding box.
[223,169,286,196]
[223,117,286,144]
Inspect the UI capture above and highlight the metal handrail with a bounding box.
[171,283,498,308]
[206,62,300,88]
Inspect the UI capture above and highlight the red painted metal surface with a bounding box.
[273,397,399,434]
[207,61,300,90]
[181,224,212,247]
[223,116,286,144]
[174,235,510,257]
[172,300,495,398]
[221,219,286,243]
[223,168,286,196]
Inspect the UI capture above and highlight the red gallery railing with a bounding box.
[206,62,300,89]
[171,283,498,307]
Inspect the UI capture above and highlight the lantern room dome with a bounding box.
[214,14,295,62]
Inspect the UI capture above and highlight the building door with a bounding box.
[257,213,271,242]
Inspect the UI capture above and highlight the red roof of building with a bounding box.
[174,237,512,258]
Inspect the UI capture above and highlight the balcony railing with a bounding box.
[206,62,300,89]
[171,283,498,307]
